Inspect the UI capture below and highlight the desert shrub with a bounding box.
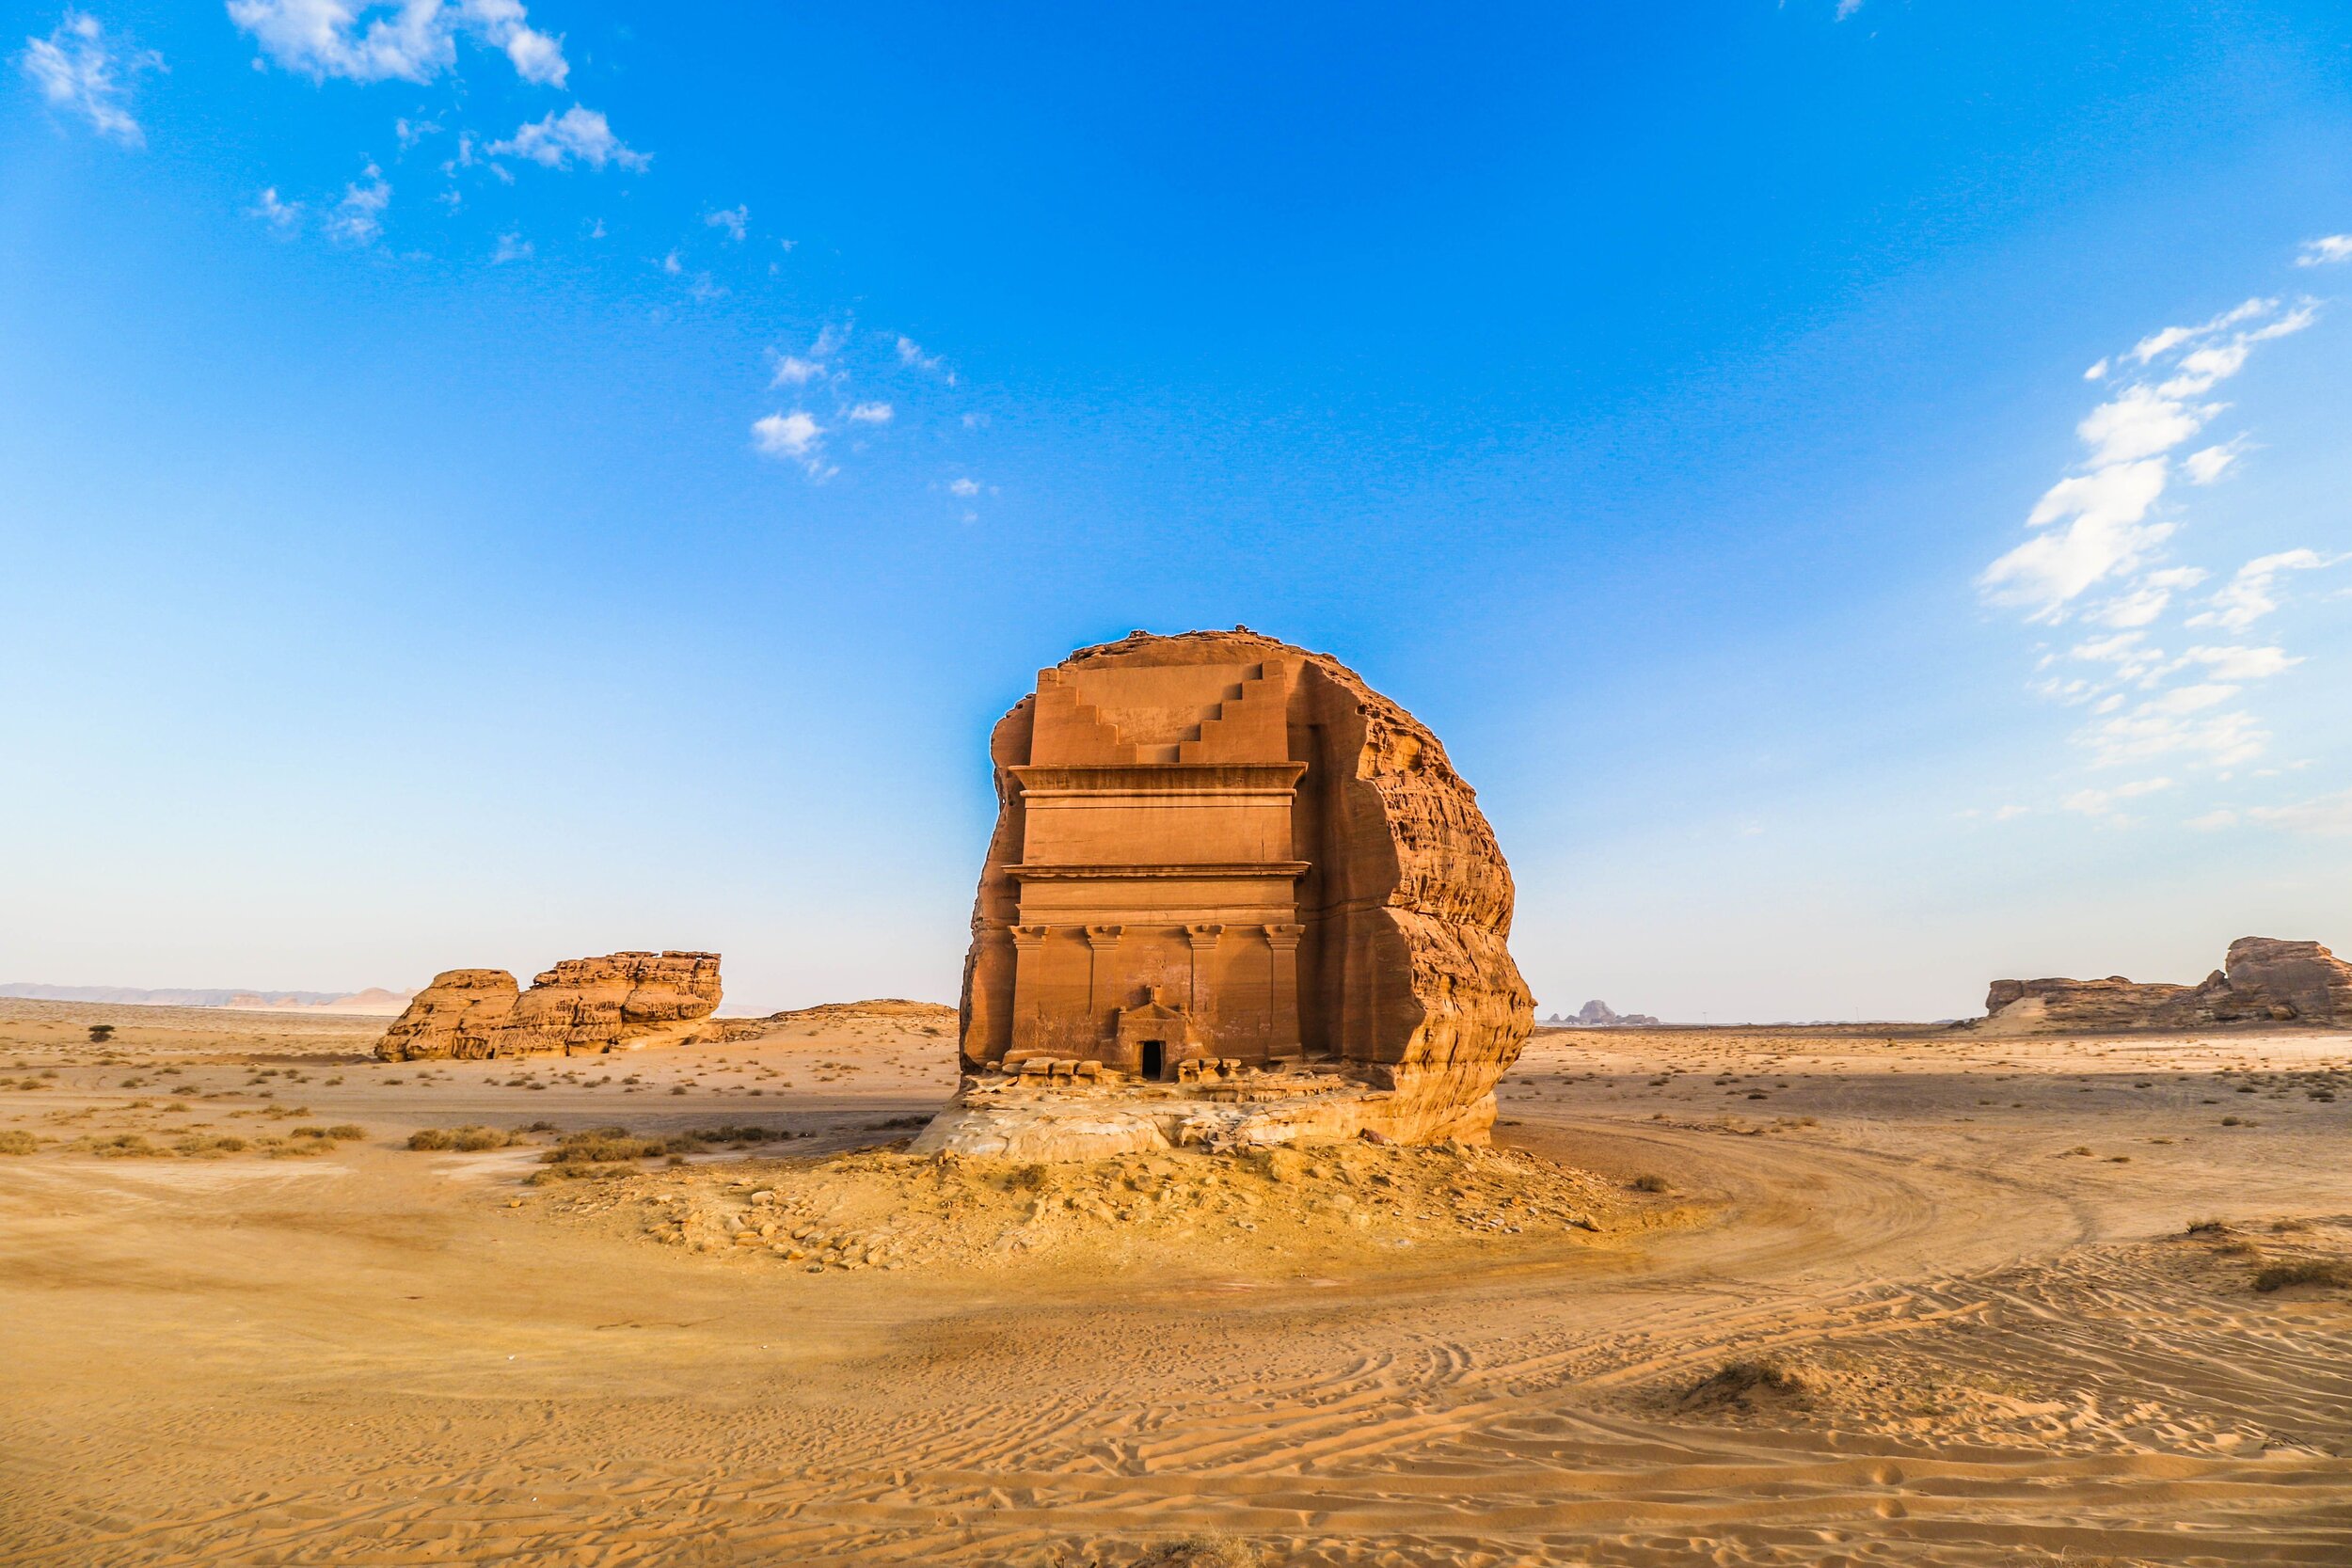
[172,1134,249,1157]
[1681,1359,1809,1409]
[262,1137,328,1159]
[87,1024,114,1043]
[2253,1259,2352,1293]
[545,1128,666,1164]
[85,1133,167,1158]
[1629,1173,1672,1194]
[0,1130,37,1155]
[406,1128,454,1150]
[323,1124,365,1141]
[291,1126,329,1138]
[2185,1218,2230,1236]
[1136,1536,1270,1568]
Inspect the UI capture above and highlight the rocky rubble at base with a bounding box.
[377,952,723,1060]
[523,1139,1661,1275]
[1980,937,2352,1034]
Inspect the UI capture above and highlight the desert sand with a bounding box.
[2,998,2347,1566]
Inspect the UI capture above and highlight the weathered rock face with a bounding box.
[376,969,520,1059]
[1981,936,2352,1033]
[376,952,723,1059]
[927,628,1534,1158]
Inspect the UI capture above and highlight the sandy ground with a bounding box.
[1,1001,2347,1567]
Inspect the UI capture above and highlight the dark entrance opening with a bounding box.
[1140,1040,1165,1081]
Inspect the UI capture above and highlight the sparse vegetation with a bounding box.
[87,1024,114,1043]
[2253,1259,2351,1293]
[1629,1173,1672,1194]
[1680,1358,1810,1411]
[406,1125,522,1152]
[0,1130,37,1155]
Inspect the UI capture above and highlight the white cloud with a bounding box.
[770,354,823,387]
[2174,644,2300,682]
[2063,777,2173,816]
[896,335,953,382]
[2296,235,2352,267]
[2185,808,2238,831]
[2076,386,2212,466]
[752,410,830,477]
[2066,630,2165,682]
[228,0,566,87]
[846,402,893,423]
[327,162,389,244]
[948,477,980,498]
[2181,442,2241,485]
[487,105,648,172]
[2084,566,2206,629]
[248,185,303,234]
[1979,459,2170,612]
[2249,789,2352,834]
[2127,297,2270,366]
[2186,548,2333,632]
[704,204,748,241]
[2078,703,2265,769]
[394,114,438,147]
[1994,803,2030,821]
[21,9,158,148]
[492,230,531,262]
[660,248,681,275]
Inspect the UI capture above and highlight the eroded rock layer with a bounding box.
[931,628,1533,1158]
[1981,937,2352,1033]
[375,952,723,1059]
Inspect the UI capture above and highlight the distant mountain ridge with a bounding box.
[0,983,415,1015]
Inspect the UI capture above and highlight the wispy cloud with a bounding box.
[2295,235,2352,267]
[770,354,823,387]
[491,230,531,263]
[326,162,390,244]
[228,0,566,87]
[248,185,303,235]
[2248,789,2352,834]
[2185,548,2336,632]
[2062,776,2172,820]
[896,335,954,383]
[753,410,832,479]
[846,402,893,424]
[487,105,648,172]
[704,204,748,242]
[20,9,159,148]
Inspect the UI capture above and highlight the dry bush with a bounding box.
[2253,1259,2351,1293]
[406,1125,517,1152]
[1680,1358,1810,1411]
[83,1133,168,1158]
[0,1130,37,1155]
[172,1134,249,1157]
[1629,1173,1672,1194]
[1136,1535,1272,1568]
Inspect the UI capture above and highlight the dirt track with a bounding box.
[1,1006,2346,1566]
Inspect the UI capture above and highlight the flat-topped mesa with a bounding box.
[918,628,1534,1160]
[1980,936,2352,1034]
[375,951,723,1060]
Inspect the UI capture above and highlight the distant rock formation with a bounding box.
[922,627,1534,1160]
[376,952,723,1059]
[1980,937,2352,1033]
[0,983,415,1015]
[1540,1001,1661,1027]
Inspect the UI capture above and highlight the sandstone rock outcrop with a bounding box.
[375,969,519,1059]
[375,952,723,1059]
[1980,937,2352,1033]
[919,628,1534,1160]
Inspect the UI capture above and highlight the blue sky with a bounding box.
[5,1,2349,1019]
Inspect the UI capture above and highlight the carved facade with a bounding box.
[959,629,1534,1136]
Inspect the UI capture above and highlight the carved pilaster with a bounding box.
[1263,923,1304,1056]
[1185,924,1224,1029]
[1010,924,1050,1055]
[1084,925,1123,1044]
